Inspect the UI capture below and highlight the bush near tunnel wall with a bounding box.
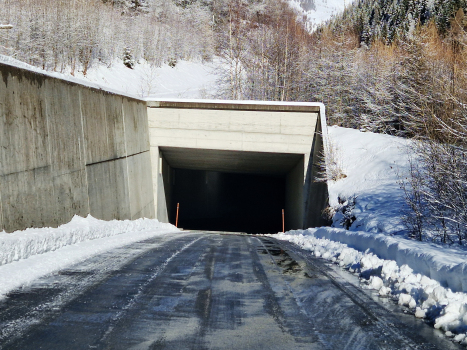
[0,63,155,233]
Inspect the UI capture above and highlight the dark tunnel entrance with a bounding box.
[169,169,285,234]
[159,147,306,234]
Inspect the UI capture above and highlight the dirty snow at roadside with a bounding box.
[0,215,178,299]
[274,228,467,344]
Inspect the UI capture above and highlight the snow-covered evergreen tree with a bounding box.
[123,47,135,68]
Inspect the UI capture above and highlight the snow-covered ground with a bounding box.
[0,215,178,300]
[74,59,219,100]
[274,126,467,343]
[0,54,218,100]
[274,229,467,344]
[327,125,411,234]
[289,0,348,32]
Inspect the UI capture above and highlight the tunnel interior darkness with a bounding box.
[159,147,305,234]
[169,168,286,234]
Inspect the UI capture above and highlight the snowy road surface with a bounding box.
[0,232,461,349]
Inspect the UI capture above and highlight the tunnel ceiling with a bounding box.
[160,147,303,176]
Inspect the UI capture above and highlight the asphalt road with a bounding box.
[0,232,462,350]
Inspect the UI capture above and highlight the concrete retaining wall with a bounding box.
[0,63,155,233]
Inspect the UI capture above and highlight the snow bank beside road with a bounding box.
[0,215,176,267]
[314,227,467,294]
[0,216,178,299]
[275,229,467,342]
[281,227,467,293]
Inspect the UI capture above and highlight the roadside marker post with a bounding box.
[282,209,285,233]
[176,203,180,228]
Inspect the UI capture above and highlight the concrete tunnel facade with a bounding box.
[148,100,329,234]
[0,60,328,233]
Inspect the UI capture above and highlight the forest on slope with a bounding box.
[0,0,315,101]
[2,0,466,137]
[318,0,467,245]
[0,0,313,100]
[0,0,215,75]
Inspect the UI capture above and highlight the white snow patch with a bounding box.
[0,214,176,266]
[398,293,416,308]
[454,333,466,342]
[0,215,178,299]
[300,227,467,293]
[326,126,411,235]
[288,0,348,32]
[273,228,467,337]
[368,276,384,290]
[0,54,219,101]
[74,59,219,100]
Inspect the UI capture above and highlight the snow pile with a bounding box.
[0,215,176,267]
[290,227,467,293]
[275,229,467,342]
[0,216,179,299]
[326,126,411,235]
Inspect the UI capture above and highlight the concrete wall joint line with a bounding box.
[1,165,50,178]
[85,150,149,167]
[78,89,91,214]
[121,102,132,218]
[149,126,316,138]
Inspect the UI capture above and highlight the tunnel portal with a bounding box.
[158,147,305,234]
[170,169,285,234]
[149,100,329,233]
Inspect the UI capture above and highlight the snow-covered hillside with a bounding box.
[0,54,218,100]
[275,127,467,344]
[327,126,410,235]
[74,59,219,100]
[288,0,348,31]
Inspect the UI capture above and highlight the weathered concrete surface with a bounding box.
[286,158,305,230]
[304,116,330,228]
[0,62,154,232]
[148,100,328,231]
[0,63,327,232]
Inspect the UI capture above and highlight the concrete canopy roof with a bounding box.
[147,100,321,113]
[159,147,303,176]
